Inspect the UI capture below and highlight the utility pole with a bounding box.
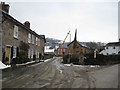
[68,33,71,64]
[69,33,71,42]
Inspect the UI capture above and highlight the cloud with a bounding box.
[8,2,118,43]
[2,0,119,2]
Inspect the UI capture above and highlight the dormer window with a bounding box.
[14,25,18,39]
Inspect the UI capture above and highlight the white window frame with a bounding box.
[13,46,17,58]
[35,50,37,58]
[14,25,18,39]
[28,33,31,43]
[32,35,34,44]
[37,52,39,58]
[28,49,30,58]
[36,37,38,45]
[58,49,59,55]
[31,49,33,58]
[38,38,40,46]
[61,49,62,55]
[64,48,65,52]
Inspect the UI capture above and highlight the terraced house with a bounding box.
[0,2,45,64]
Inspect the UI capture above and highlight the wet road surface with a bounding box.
[2,57,119,88]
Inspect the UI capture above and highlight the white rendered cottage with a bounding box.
[99,42,120,55]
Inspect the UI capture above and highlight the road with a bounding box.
[2,57,119,88]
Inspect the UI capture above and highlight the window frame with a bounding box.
[32,35,34,44]
[13,46,17,58]
[38,38,40,46]
[36,37,38,45]
[113,46,115,49]
[13,25,18,39]
[28,33,31,43]
[31,49,33,58]
[35,50,37,58]
[28,49,30,58]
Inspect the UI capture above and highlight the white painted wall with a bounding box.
[100,46,120,55]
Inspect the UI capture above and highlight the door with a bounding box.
[5,46,11,64]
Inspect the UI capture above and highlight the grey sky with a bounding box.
[2,0,118,43]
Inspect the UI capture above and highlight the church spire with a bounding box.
[73,29,77,49]
[74,29,77,41]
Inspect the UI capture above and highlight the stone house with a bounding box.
[0,2,45,64]
[57,30,88,57]
[67,30,88,55]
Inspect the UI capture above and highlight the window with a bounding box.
[38,38,40,46]
[76,46,79,48]
[61,49,62,55]
[31,49,33,58]
[28,49,30,58]
[35,50,37,58]
[113,47,115,49]
[81,48,83,53]
[118,51,120,54]
[14,25,18,38]
[28,33,31,43]
[32,35,34,44]
[13,46,16,58]
[36,37,38,45]
[63,49,65,52]
[58,49,59,55]
[37,52,39,58]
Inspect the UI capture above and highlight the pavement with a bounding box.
[2,57,119,88]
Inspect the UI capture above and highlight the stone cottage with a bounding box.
[0,2,45,64]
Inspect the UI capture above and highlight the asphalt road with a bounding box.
[2,57,119,88]
[88,64,119,88]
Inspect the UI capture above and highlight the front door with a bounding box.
[5,46,11,64]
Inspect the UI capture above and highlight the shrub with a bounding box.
[84,53,120,65]
[70,53,79,64]
[63,54,70,64]
[12,50,29,64]
[33,55,36,61]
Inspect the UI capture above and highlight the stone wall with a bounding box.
[2,14,44,63]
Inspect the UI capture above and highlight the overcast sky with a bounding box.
[2,0,119,43]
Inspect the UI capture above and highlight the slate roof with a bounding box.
[67,40,88,48]
[106,42,120,46]
[0,9,45,41]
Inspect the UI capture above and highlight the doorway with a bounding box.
[5,46,11,64]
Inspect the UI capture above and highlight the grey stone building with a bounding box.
[0,2,45,64]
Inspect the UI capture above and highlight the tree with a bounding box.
[86,42,104,53]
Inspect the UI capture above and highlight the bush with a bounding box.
[84,53,120,65]
[63,54,70,64]
[12,50,30,64]
[70,53,79,64]
[33,54,36,61]
[63,53,83,64]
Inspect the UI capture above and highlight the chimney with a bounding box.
[0,2,10,13]
[24,21,30,28]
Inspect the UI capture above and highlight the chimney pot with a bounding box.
[1,2,10,13]
[24,21,30,28]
